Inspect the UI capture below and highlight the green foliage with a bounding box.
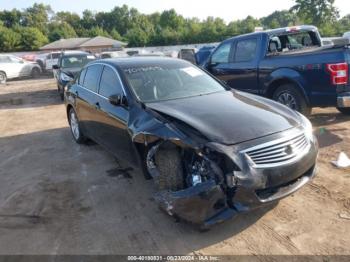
[0,1,349,51]
[291,0,339,27]
[48,22,77,42]
[15,26,48,51]
[0,25,21,51]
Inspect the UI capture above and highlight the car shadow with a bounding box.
[0,127,276,254]
[0,89,62,109]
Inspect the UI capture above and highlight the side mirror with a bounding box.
[52,65,59,70]
[109,94,127,107]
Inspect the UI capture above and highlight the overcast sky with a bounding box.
[1,0,349,23]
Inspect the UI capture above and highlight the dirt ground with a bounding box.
[0,78,349,255]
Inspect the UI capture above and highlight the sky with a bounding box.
[0,0,349,23]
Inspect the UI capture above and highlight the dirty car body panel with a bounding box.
[65,57,318,228]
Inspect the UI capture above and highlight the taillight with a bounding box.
[326,63,349,85]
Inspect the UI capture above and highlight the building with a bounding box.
[40,36,127,53]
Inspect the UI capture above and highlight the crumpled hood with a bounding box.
[62,68,82,77]
[146,90,302,145]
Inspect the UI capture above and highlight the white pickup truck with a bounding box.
[0,55,42,84]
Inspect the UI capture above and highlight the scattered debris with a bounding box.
[331,152,350,168]
[339,211,350,220]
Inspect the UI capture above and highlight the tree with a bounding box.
[48,22,77,42]
[22,3,53,34]
[15,26,48,51]
[125,28,149,47]
[0,9,21,28]
[291,0,339,27]
[0,26,21,51]
[261,10,300,29]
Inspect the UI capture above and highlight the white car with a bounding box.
[36,52,61,72]
[343,31,350,40]
[0,55,42,84]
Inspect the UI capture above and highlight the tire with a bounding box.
[273,84,311,116]
[336,107,350,115]
[58,85,64,101]
[68,108,87,144]
[0,71,7,85]
[154,147,184,191]
[31,67,40,79]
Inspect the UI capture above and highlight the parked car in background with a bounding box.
[100,51,129,59]
[343,31,350,40]
[64,57,318,228]
[53,51,95,100]
[178,48,197,64]
[0,55,41,84]
[205,25,350,115]
[36,52,62,72]
[195,45,216,66]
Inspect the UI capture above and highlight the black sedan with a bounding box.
[65,57,318,228]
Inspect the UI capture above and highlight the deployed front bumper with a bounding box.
[156,127,318,228]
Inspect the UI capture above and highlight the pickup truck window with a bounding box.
[234,38,257,62]
[211,42,232,64]
[268,31,320,54]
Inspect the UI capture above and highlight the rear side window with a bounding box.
[83,65,103,92]
[234,38,257,62]
[99,66,123,97]
[211,42,232,64]
[78,68,87,85]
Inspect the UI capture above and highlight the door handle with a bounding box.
[95,102,100,110]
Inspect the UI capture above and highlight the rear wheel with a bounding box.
[336,107,350,115]
[31,67,40,78]
[0,72,7,84]
[273,84,311,116]
[68,108,86,144]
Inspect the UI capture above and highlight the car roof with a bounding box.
[92,56,191,69]
[223,25,318,43]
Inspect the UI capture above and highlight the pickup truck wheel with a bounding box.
[0,72,6,84]
[68,108,87,144]
[273,84,311,116]
[154,147,184,191]
[336,107,350,115]
[31,67,40,78]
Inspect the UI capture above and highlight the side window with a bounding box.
[83,65,103,92]
[234,38,257,62]
[78,68,87,86]
[99,66,123,97]
[211,42,232,64]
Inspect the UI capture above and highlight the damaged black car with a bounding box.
[65,57,318,228]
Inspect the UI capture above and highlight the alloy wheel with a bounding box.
[70,111,80,140]
[277,92,297,110]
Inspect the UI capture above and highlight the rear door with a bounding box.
[75,64,103,140]
[93,65,134,164]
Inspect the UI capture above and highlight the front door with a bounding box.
[93,65,135,164]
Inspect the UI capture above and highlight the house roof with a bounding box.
[40,36,127,50]
[79,36,127,48]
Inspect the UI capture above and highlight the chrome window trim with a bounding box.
[76,62,127,101]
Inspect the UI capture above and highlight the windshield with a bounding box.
[123,64,226,103]
[60,55,93,69]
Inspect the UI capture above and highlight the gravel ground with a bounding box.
[0,78,349,255]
